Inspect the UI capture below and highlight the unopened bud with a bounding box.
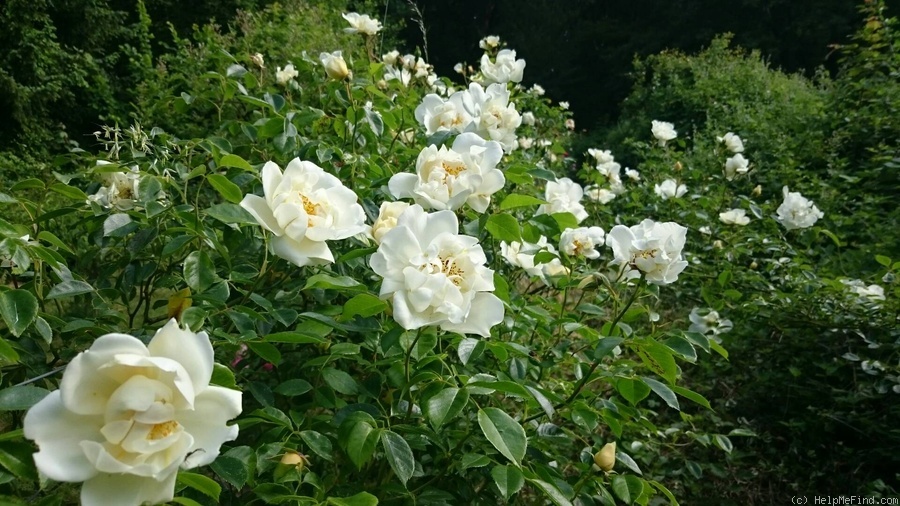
[750,261,758,269]
[713,240,724,249]
[751,185,762,197]
[594,442,616,472]
[250,53,265,69]
[674,161,683,172]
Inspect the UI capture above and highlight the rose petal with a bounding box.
[179,386,242,468]
[81,470,177,506]
[61,333,149,415]
[23,391,102,482]
[240,194,282,235]
[148,319,215,394]
[441,292,505,337]
[271,234,333,267]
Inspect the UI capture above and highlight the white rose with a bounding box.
[240,159,369,267]
[370,205,504,336]
[342,12,382,35]
[372,201,411,244]
[606,219,689,285]
[479,35,500,50]
[518,137,535,149]
[384,65,412,86]
[654,179,687,200]
[414,93,473,136]
[275,63,299,85]
[841,279,886,301]
[585,185,617,204]
[651,120,677,146]
[538,178,588,223]
[500,236,568,282]
[717,132,744,153]
[688,307,733,337]
[560,227,606,259]
[719,208,750,226]
[559,101,569,110]
[388,132,505,213]
[319,51,350,80]
[522,112,536,125]
[23,320,242,506]
[530,84,545,96]
[724,153,750,180]
[776,186,823,230]
[382,50,400,66]
[625,168,641,181]
[479,49,526,84]
[464,82,522,152]
[587,149,614,164]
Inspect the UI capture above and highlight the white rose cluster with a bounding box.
[415,82,522,152]
[24,320,242,506]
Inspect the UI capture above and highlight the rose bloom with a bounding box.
[606,219,689,285]
[319,51,350,80]
[717,132,744,153]
[465,82,522,152]
[841,279,887,302]
[518,137,535,150]
[522,111,536,125]
[560,226,606,259]
[480,48,526,84]
[654,179,687,200]
[388,132,505,213]
[651,120,677,146]
[537,178,589,223]
[688,307,733,338]
[776,186,823,230]
[275,63,298,85]
[724,153,750,180]
[587,149,614,164]
[585,185,617,204]
[24,320,242,506]
[371,201,410,244]
[240,159,369,267]
[87,165,142,211]
[342,12,382,35]
[719,208,750,226]
[414,92,473,136]
[479,35,500,50]
[370,205,503,336]
[625,168,641,181]
[565,118,576,130]
[530,84,545,96]
[501,236,568,282]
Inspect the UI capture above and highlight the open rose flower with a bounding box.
[776,186,823,230]
[560,227,606,259]
[654,178,687,200]
[342,12,382,35]
[537,178,588,223]
[479,49,526,84]
[415,92,473,136]
[370,205,503,336]
[717,132,744,153]
[240,159,369,267]
[724,153,750,180]
[388,132,505,213]
[606,219,689,285]
[651,120,677,146]
[719,208,751,226]
[500,236,568,283]
[23,320,242,506]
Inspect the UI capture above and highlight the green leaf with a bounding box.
[709,340,729,360]
[327,492,378,506]
[322,368,358,395]
[457,338,484,365]
[0,338,18,365]
[206,203,257,224]
[0,289,38,337]
[634,339,678,384]
[274,379,313,397]
[303,273,365,292]
[300,430,333,462]
[219,154,255,172]
[477,408,527,466]
[714,434,733,453]
[207,174,243,204]
[184,251,217,292]
[49,182,88,201]
[177,471,221,501]
[526,478,573,506]
[649,480,680,506]
[103,213,133,237]
[265,331,326,345]
[616,378,651,406]
[611,475,644,505]
[424,387,469,429]
[36,231,74,255]
[641,376,680,410]
[343,420,379,470]
[381,430,415,486]
[46,280,94,300]
[485,214,522,243]
[491,465,524,500]
[0,442,37,480]
[594,337,624,360]
[342,293,387,319]
[671,385,712,409]
[460,453,491,470]
[247,342,282,365]
[10,179,44,191]
[499,194,547,210]
[0,386,50,411]
[210,456,249,489]
[210,363,237,388]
